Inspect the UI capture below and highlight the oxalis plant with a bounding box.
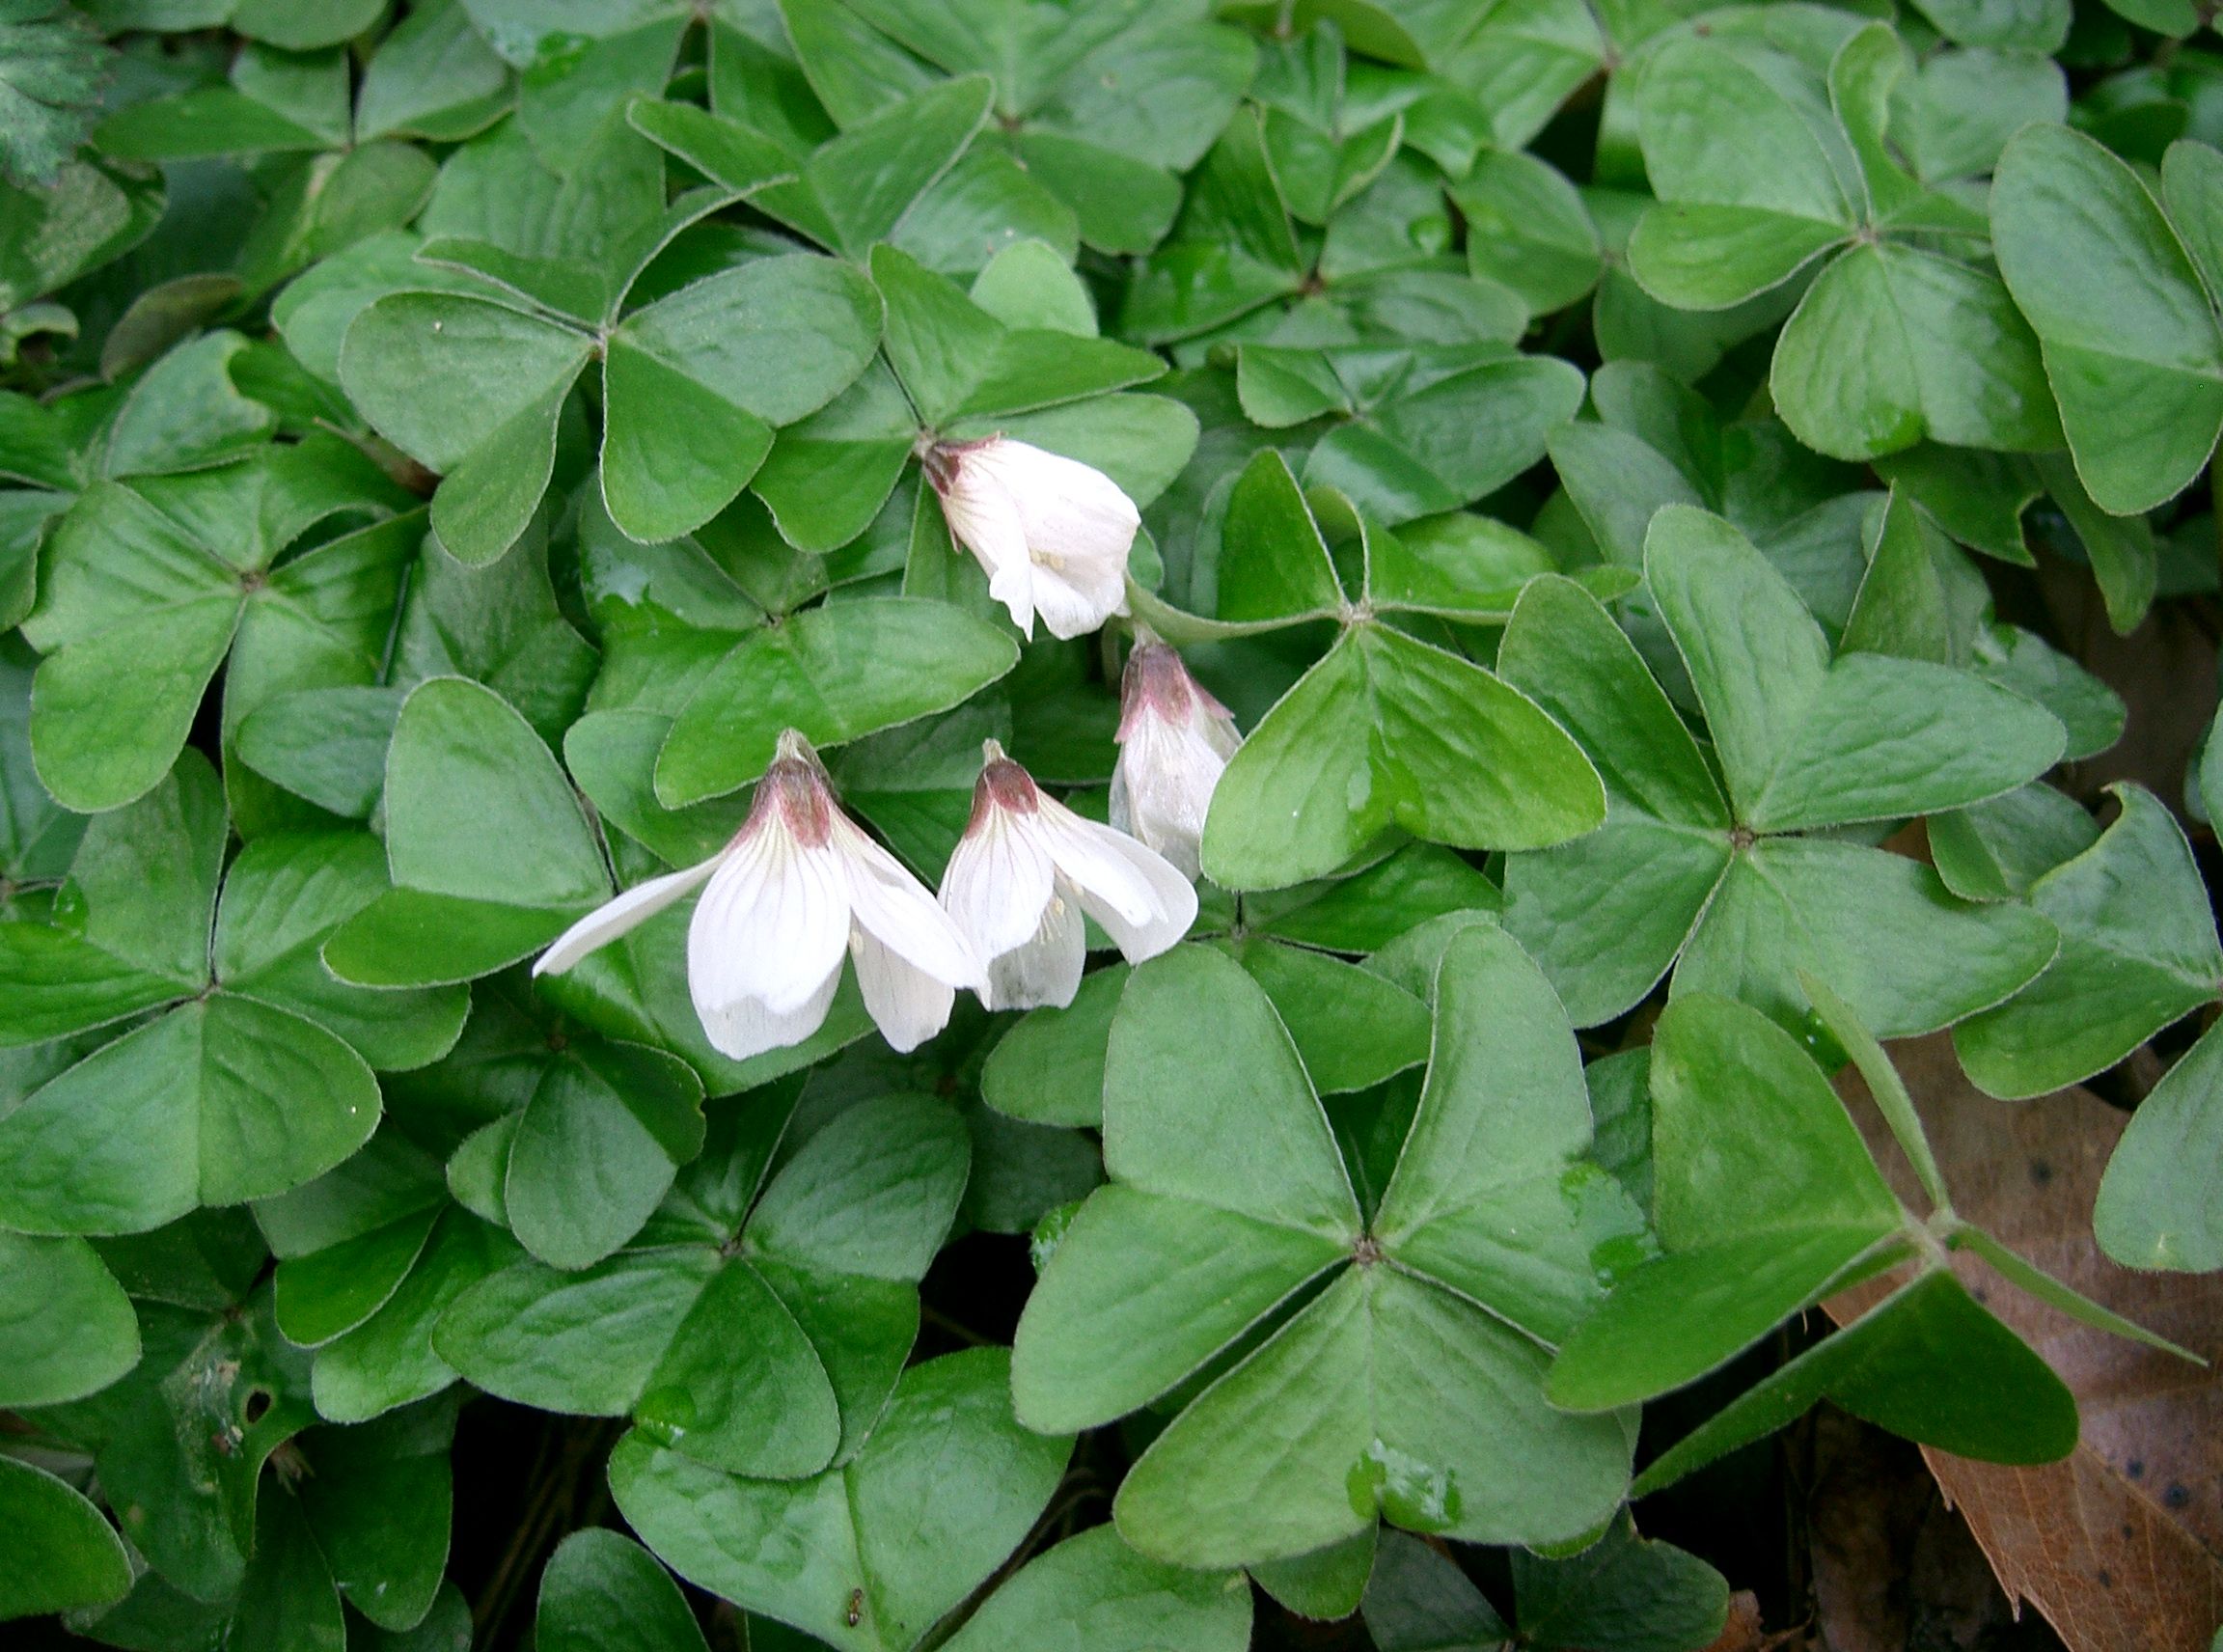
[2,1,2221,1649]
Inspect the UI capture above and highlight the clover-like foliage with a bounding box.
[2,0,2219,1641]
[1013,931,1647,1565]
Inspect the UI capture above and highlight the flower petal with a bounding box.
[1111,710,1229,879]
[851,928,956,1051]
[688,825,852,1017]
[994,446,1135,641]
[986,560,1038,639]
[983,891,1086,1011]
[534,857,718,976]
[835,816,984,988]
[1025,555,1128,641]
[940,462,1036,636]
[941,805,1057,963]
[990,442,1139,564]
[695,959,843,1062]
[1044,808,1197,964]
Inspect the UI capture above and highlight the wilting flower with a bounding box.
[940,740,1196,1010]
[535,730,983,1060]
[1109,634,1242,880]
[920,435,1138,641]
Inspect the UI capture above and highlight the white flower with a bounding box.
[940,740,1197,1011]
[922,435,1138,641]
[535,730,983,1060]
[1108,634,1242,880]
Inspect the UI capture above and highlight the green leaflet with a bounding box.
[611,1348,1072,1652]
[1551,989,2179,1489]
[437,1090,968,1478]
[1629,26,2058,464]
[1013,935,1642,1565]
[1498,516,2062,1037]
[0,2,2209,1633]
[1992,126,2223,515]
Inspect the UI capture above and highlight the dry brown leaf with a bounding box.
[1805,1406,2042,1652]
[1699,1590,1768,1652]
[1824,1034,2223,1652]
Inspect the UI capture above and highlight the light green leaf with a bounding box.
[1304,357,1586,526]
[213,831,470,1072]
[340,292,591,563]
[1645,507,2063,828]
[1120,108,1305,344]
[2096,1017,2223,1273]
[979,960,1126,1127]
[1012,1184,1346,1433]
[0,747,220,1044]
[0,994,380,1234]
[602,255,883,542]
[610,1347,1072,1651]
[309,1209,516,1423]
[103,331,278,479]
[1627,36,1856,309]
[1104,946,1361,1237]
[0,1230,139,1406]
[357,0,513,143]
[1232,938,1431,1096]
[1928,782,2099,903]
[1904,0,2068,50]
[1956,785,2223,1097]
[1372,926,1647,1345]
[1991,123,2223,514]
[325,676,609,987]
[654,597,1018,806]
[1114,1264,1631,1565]
[1249,1528,1380,1624]
[747,1093,972,1280]
[1213,449,1344,622]
[1771,243,2060,462]
[1677,838,2060,1039]
[1201,624,1605,891]
[750,360,919,554]
[1548,992,1904,1411]
[744,73,995,261]
[1245,842,1501,954]
[1627,1268,2074,1495]
[1454,150,1603,315]
[506,1041,706,1270]
[1501,816,1728,1030]
[944,1524,1250,1652]
[873,242,1163,427]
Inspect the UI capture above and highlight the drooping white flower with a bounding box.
[940,740,1197,1010]
[535,730,983,1060]
[1108,633,1242,880]
[921,435,1138,641]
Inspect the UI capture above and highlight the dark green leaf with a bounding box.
[0,1456,131,1621]
[535,1528,711,1652]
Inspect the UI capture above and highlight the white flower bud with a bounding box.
[922,436,1138,641]
[940,740,1196,1010]
[535,729,984,1060]
[1108,636,1241,881]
